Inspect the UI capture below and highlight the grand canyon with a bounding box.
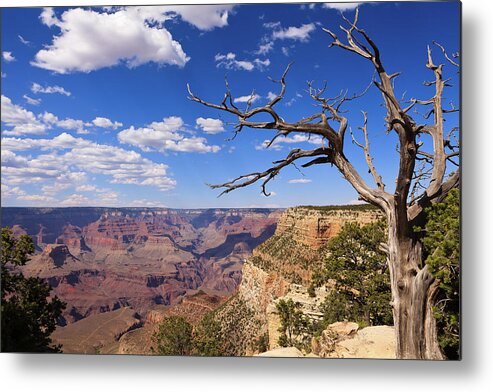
[2,205,388,355]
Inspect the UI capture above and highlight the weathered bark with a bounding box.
[386,209,444,359]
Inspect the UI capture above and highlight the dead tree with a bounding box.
[187,9,459,359]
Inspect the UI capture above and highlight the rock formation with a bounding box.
[209,205,383,356]
[3,207,280,352]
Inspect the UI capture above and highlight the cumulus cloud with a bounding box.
[2,52,15,62]
[92,117,123,130]
[58,191,119,206]
[233,94,261,104]
[288,178,312,184]
[18,194,57,203]
[256,134,324,151]
[31,82,71,96]
[60,194,91,206]
[159,5,235,31]
[196,117,225,134]
[2,133,92,154]
[56,118,89,134]
[272,23,316,42]
[118,116,221,153]
[2,95,124,135]
[323,3,361,11]
[75,184,97,192]
[33,6,234,74]
[1,95,47,136]
[1,133,177,191]
[129,199,167,208]
[1,183,26,199]
[215,52,270,71]
[32,7,190,73]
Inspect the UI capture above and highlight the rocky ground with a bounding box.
[257,322,395,359]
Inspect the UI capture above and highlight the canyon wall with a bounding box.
[211,205,383,355]
[3,207,280,327]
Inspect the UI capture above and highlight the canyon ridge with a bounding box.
[2,205,385,355]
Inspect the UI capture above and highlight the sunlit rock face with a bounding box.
[210,205,383,356]
[3,207,281,324]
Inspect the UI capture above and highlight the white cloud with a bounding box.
[40,7,59,27]
[56,118,89,134]
[196,117,225,134]
[3,95,125,137]
[31,82,71,96]
[288,178,312,184]
[159,5,235,31]
[272,23,316,42]
[75,184,97,192]
[254,58,271,67]
[215,52,269,71]
[1,96,103,136]
[323,3,361,11]
[129,199,167,208]
[266,91,277,101]
[18,194,56,203]
[1,95,47,136]
[32,7,190,73]
[60,194,91,206]
[1,133,177,191]
[347,198,367,205]
[263,21,281,29]
[39,112,59,124]
[92,117,123,130]
[33,6,234,74]
[233,94,261,104]
[256,134,324,151]
[1,183,26,199]
[118,116,221,153]
[2,51,15,62]
[281,47,290,57]
[23,95,42,106]
[256,41,274,55]
[18,35,30,45]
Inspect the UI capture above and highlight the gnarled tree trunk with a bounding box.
[386,209,444,359]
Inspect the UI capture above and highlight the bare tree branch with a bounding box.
[350,112,385,190]
[207,147,332,197]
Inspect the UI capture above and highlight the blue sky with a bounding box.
[0,2,460,208]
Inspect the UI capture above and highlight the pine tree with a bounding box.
[1,227,66,352]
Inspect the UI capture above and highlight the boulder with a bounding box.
[327,321,359,337]
[330,326,396,359]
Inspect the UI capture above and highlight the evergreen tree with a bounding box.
[152,316,193,356]
[419,188,460,359]
[275,298,314,349]
[1,227,66,352]
[193,312,224,356]
[314,221,393,327]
